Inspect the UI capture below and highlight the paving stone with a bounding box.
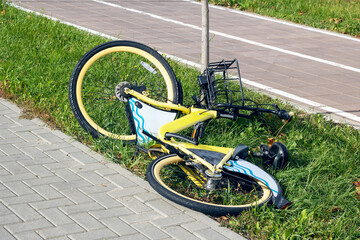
[60,202,104,215]
[3,181,35,196]
[13,141,45,149]
[0,136,24,145]
[116,233,151,240]
[37,223,85,239]
[108,186,149,199]
[24,176,64,187]
[17,156,57,167]
[36,142,74,152]
[77,171,112,186]
[69,212,105,231]
[0,144,23,156]
[194,228,238,240]
[58,145,84,154]
[0,109,14,116]
[0,121,18,129]
[13,231,43,240]
[13,131,40,143]
[30,198,75,211]
[87,151,107,162]
[118,196,153,214]
[13,138,47,149]
[88,192,122,208]
[152,214,195,228]
[12,118,39,127]
[39,208,74,226]
[8,204,43,221]
[29,118,44,126]
[132,222,170,239]
[120,211,165,224]
[5,219,53,234]
[0,129,18,139]
[24,165,55,178]
[68,140,92,153]
[164,225,200,240]
[104,162,135,179]
[0,101,21,113]
[45,150,74,162]
[68,151,99,165]
[0,214,22,225]
[0,227,16,240]
[94,167,119,177]
[79,184,116,195]
[69,162,107,173]
[51,129,72,141]
[100,217,138,236]
[18,146,49,159]
[134,191,162,203]
[0,151,6,157]
[0,161,29,175]
[146,198,183,216]
[59,188,93,204]
[181,221,209,232]
[0,182,6,190]
[0,188,17,198]
[89,207,133,220]
[0,115,11,124]
[9,125,43,133]
[104,174,138,189]
[69,228,118,240]
[31,132,63,145]
[0,172,36,183]
[51,181,92,191]
[0,202,12,215]
[44,161,81,171]
[44,236,70,240]
[1,193,45,205]
[31,185,64,200]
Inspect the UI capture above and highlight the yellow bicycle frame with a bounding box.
[125,88,235,174]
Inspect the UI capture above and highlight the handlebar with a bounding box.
[216,104,293,122]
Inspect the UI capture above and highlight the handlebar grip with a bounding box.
[277,110,293,121]
[218,113,237,120]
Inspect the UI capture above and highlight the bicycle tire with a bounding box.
[146,154,272,216]
[69,40,181,142]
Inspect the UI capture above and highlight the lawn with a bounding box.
[1,1,360,239]
[209,0,360,38]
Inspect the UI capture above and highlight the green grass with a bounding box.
[208,0,360,37]
[1,1,360,239]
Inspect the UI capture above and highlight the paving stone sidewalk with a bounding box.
[0,98,245,239]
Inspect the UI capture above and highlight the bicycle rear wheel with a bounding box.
[146,154,272,216]
[69,40,181,142]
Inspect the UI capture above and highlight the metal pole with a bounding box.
[201,0,209,72]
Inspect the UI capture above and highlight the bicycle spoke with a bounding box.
[158,162,265,206]
[70,40,179,141]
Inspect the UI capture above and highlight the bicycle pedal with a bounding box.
[148,144,164,159]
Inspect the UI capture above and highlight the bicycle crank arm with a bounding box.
[141,129,189,160]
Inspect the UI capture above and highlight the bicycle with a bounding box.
[69,40,292,216]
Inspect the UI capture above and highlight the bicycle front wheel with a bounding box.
[69,40,181,142]
[146,154,272,216]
